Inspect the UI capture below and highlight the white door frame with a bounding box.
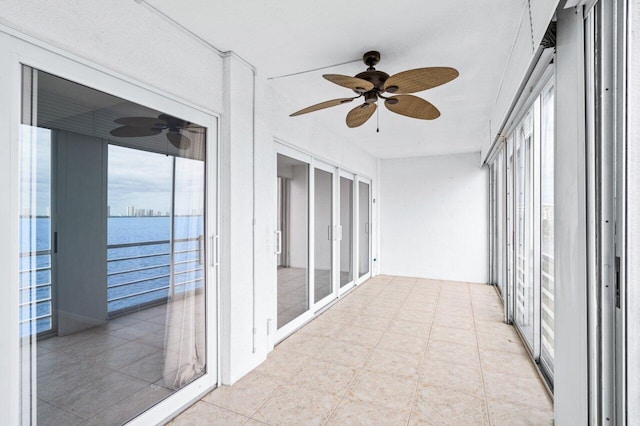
[273,144,313,342]
[338,170,356,295]
[311,159,339,311]
[0,28,220,425]
[356,176,372,284]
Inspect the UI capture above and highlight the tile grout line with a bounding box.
[322,277,397,425]
[406,279,441,426]
[469,285,493,426]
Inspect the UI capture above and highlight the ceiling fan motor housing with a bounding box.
[354,70,389,93]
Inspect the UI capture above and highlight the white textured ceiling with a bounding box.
[146,0,524,159]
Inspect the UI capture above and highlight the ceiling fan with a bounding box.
[290,51,459,128]
[109,114,202,150]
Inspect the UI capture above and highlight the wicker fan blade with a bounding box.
[167,131,192,150]
[114,116,167,128]
[384,95,440,120]
[323,74,374,93]
[290,98,355,117]
[110,126,163,137]
[384,67,459,94]
[346,103,377,128]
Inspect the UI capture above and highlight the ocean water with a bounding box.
[20,216,204,335]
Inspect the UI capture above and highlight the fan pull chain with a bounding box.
[376,105,380,133]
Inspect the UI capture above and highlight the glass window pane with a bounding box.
[277,154,309,328]
[340,177,354,287]
[358,181,370,278]
[314,168,333,303]
[540,83,555,375]
[515,108,535,348]
[20,66,209,424]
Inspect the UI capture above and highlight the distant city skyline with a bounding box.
[20,135,204,218]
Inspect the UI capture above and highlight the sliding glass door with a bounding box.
[488,72,555,387]
[357,179,372,282]
[313,161,336,308]
[276,152,310,331]
[19,66,216,424]
[339,172,355,293]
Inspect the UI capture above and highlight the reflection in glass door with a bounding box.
[540,82,555,377]
[276,153,309,329]
[514,110,535,348]
[358,180,371,280]
[339,175,354,289]
[19,66,213,424]
[314,167,334,305]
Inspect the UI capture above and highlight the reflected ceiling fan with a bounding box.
[109,114,202,150]
[290,51,459,128]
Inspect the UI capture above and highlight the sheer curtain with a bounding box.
[163,147,207,389]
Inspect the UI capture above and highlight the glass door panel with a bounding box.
[358,180,370,279]
[339,176,354,288]
[20,66,212,424]
[314,168,333,304]
[276,154,309,328]
[540,82,555,376]
[514,109,535,349]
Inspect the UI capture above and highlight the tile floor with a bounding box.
[37,303,176,425]
[171,275,554,425]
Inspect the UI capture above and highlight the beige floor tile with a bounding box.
[395,309,433,324]
[204,372,281,417]
[409,385,489,425]
[401,301,438,314]
[425,341,480,367]
[252,385,340,425]
[350,313,393,330]
[487,399,554,426]
[429,325,478,347]
[335,324,385,347]
[329,397,410,425]
[168,401,249,426]
[276,332,331,358]
[377,332,428,355]
[386,319,432,338]
[479,348,538,376]
[289,359,358,396]
[432,313,476,330]
[474,319,515,336]
[421,359,485,398]
[476,330,527,354]
[251,349,310,383]
[318,339,372,367]
[346,369,417,410]
[364,348,422,378]
[295,317,342,338]
[483,370,553,410]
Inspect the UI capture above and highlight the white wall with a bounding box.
[0,0,381,407]
[380,152,488,283]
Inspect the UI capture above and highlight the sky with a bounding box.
[20,128,204,217]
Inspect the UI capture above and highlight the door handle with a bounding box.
[328,225,332,241]
[276,231,282,254]
[211,235,220,267]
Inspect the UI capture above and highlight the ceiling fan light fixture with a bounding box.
[291,51,458,127]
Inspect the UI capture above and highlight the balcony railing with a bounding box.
[19,237,205,333]
[19,249,53,336]
[107,236,204,317]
